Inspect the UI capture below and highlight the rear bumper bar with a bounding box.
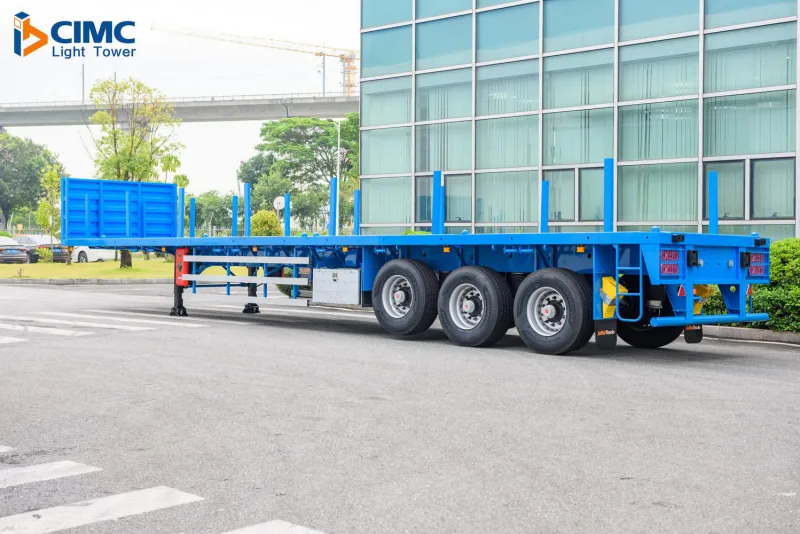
[650,314,769,327]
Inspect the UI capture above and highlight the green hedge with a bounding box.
[703,238,800,332]
[277,267,312,297]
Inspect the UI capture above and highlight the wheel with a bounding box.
[616,279,683,349]
[437,267,513,348]
[513,269,594,355]
[372,259,439,336]
[77,251,88,263]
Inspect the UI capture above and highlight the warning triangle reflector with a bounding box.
[746,285,753,296]
[678,285,686,297]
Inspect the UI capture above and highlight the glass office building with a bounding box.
[359,0,799,241]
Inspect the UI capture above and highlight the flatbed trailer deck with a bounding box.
[61,160,772,355]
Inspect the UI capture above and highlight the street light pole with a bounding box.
[335,119,341,236]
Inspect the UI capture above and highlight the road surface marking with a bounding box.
[37,312,207,328]
[0,486,203,534]
[0,461,101,489]
[221,520,326,534]
[0,296,25,300]
[87,309,243,325]
[0,336,25,344]
[0,446,13,454]
[208,305,375,321]
[0,323,92,337]
[0,315,153,332]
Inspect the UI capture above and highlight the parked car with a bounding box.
[71,246,117,263]
[15,235,69,263]
[0,236,29,264]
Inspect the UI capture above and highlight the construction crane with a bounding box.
[151,24,359,96]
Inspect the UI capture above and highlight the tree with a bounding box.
[35,165,62,244]
[194,190,233,231]
[237,152,275,185]
[173,174,190,189]
[89,77,183,267]
[250,210,283,237]
[0,133,64,228]
[251,113,360,232]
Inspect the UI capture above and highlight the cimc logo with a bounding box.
[13,12,47,57]
[12,13,136,59]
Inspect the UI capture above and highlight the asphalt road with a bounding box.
[0,284,798,534]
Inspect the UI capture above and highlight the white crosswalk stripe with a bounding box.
[0,461,101,489]
[221,520,326,533]
[0,446,13,454]
[86,309,244,325]
[0,315,153,332]
[37,312,207,328]
[0,323,92,337]
[0,486,203,534]
[0,336,25,344]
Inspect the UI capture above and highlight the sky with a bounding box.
[1,0,360,194]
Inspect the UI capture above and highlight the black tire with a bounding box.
[514,268,594,355]
[617,322,683,349]
[437,266,513,348]
[78,251,88,263]
[372,259,439,336]
[616,278,683,349]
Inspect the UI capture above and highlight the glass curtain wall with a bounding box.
[359,0,799,239]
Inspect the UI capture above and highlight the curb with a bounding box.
[704,325,800,346]
[0,278,172,286]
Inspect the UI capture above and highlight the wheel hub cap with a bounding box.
[382,275,414,319]
[448,284,484,331]
[527,287,568,337]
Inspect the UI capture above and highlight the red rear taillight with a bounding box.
[661,249,680,262]
[661,263,680,275]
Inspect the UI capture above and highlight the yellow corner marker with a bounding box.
[444,246,451,253]
[600,277,628,319]
[577,246,586,253]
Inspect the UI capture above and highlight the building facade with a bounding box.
[358,0,799,241]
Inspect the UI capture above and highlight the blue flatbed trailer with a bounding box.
[60,160,772,355]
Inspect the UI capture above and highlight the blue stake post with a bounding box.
[244,183,251,237]
[189,197,196,238]
[284,193,291,237]
[177,188,185,237]
[329,177,338,236]
[353,189,361,236]
[432,170,445,234]
[231,196,239,237]
[603,158,614,233]
[541,179,550,234]
[708,171,719,235]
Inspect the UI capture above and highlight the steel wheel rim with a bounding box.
[527,286,567,337]
[383,275,413,319]
[448,283,484,330]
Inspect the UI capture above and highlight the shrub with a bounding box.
[37,248,53,263]
[768,238,800,288]
[251,210,283,237]
[0,231,10,238]
[277,267,312,297]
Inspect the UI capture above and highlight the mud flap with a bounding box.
[595,319,618,349]
[684,325,703,344]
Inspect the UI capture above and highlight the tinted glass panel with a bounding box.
[619,100,699,161]
[361,128,412,175]
[362,27,412,78]
[579,168,604,221]
[362,0,412,28]
[704,162,745,219]
[619,37,699,101]
[706,0,797,29]
[361,77,412,127]
[477,3,540,63]
[476,115,539,170]
[619,163,698,221]
[543,108,614,165]
[417,15,472,70]
[477,60,539,116]
[752,158,796,219]
[704,90,796,157]
[705,23,797,93]
[446,175,473,223]
[544,0,614,53]
[416,69,472,121]
[416,0,471,19]
[620,0,698,41]
[416,176,432,223]
[544,170,576,221]
[361,177,412,224]
[476,171,539,223]
[416,122,473,172]
[543,49,614,109]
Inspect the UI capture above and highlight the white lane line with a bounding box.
[0,323,92,337]
[0,486,203,534]
[208,305,375,321]
[85,309,242,325]
[37,312,206,328]
[0,315,153,332]
[0,461,101,489]
[0,296,25,300]
[0,446,13,454]
[0,336,25,344]
[221,520,326,534]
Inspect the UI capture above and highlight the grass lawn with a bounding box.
[0,259,247,280]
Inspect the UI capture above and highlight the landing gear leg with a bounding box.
[170,284,188,317]
[243,267,261,314]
